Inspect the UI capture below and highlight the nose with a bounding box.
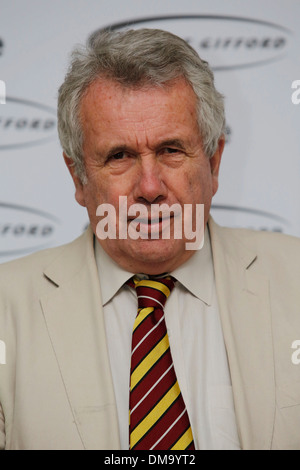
[133,155,167,205]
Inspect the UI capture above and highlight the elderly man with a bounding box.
[0,29,299,451]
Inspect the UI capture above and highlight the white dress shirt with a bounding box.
[95,229,240,450]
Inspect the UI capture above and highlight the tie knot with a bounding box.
[129,276,175,310]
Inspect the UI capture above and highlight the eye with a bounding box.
[159,146,185,167]
[160,147,184,159]
[106,151,130,164]
[111,151,126,160]
[164,147,179,154]
[105,150,134,171]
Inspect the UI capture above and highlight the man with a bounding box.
[0,28,300,450]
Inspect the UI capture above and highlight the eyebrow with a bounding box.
[156,139,187,150]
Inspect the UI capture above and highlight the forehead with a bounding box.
[79,77,198,130]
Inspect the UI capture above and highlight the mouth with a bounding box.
[127,215,174,236]
[128,215,172,225]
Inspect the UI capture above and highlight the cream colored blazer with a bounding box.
[0,217,300,450]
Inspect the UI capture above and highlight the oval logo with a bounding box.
[96,15,291,70]
[0,202,60,258]
[211,204,290,232]
[0,97,57,150]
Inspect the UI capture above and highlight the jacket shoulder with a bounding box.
[214,223,300,260]
[0,229,91,294]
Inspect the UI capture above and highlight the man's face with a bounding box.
[65,77,224,274]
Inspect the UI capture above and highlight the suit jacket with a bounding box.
[0,217,300,450]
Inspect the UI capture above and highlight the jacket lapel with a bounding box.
[40,227,120,450]
[209,218,275,450]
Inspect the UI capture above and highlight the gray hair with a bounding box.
[57,28,225,182]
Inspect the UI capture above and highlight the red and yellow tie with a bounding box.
[128,276,195,450]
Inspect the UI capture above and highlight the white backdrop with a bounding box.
[1,0,299,263]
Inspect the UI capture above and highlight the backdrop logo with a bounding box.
[0,202,60,257]
[0,97,57,150]
[211,204,289,232]
[97,15,291,70]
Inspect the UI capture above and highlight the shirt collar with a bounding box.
[95,225,214,306]
[171,226,213,305]
[95,239,134,306]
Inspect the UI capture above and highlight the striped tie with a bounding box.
[128,276,195,450]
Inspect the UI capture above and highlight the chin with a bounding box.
[124,238,187,273]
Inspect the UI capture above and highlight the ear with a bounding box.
[210,135,225,196]
[63,152,86,207]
